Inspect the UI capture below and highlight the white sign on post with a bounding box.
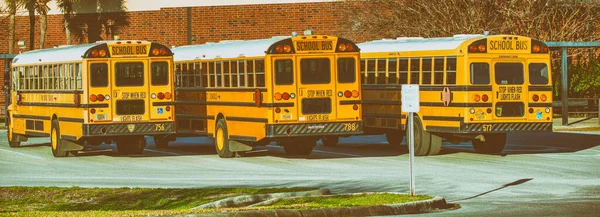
[402,84,419,197]
[401,85,420,112]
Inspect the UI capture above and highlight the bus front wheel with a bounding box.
[283,140,315,156]
[154,136,169,149]
[386,131,405,146]
[116,136,146,155]
[7,114,21,148]
[472,133,506,154]
[51,119,68,157]
[321,136,339,147]
[215,118,234,158]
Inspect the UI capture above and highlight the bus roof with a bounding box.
[173,36,289,61]
[358,34,487,53]
[12,43,99,65]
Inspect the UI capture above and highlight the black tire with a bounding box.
[7,114,21,148]
[406,116,431,156]
[154,136,169,149]
[472,133,507,154]
[51,119,68,158]
[215,118,234,158]
[428,134,442,156]
[116,136,146,155]
[386,130,405,146]
[321,136,339,147]
[283,140,315,156]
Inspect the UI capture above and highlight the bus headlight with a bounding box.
[290,93,296,99]
[469,108,475,114]
[545,107,551,113]
[338,91,343,97]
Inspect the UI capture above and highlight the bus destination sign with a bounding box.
[110,45,149,56]
[487,38,530,54]
[295,40,334,52]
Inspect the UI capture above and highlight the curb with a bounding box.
[171,196,447,217]
[192,188,331,209]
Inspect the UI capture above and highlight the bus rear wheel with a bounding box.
[215,118,234,158]
[283,139,315,156]
[321,136,339,147]
[116,136,146,155]
[386,130,405,146]
[406,116,442,156]
[472,133,506,154]
[51,119,68,158]
[7,114,21,148]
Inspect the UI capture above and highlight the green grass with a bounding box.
[0,186,314,213]
[257,193,433,210]
[0,187,432,217]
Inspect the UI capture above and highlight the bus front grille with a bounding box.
[302,98,331,114]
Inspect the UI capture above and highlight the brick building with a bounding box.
[0,1,352,115]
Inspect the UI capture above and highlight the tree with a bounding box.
[3,0,25,54]
[24,0,35,50]
[70,0,129,43]
[37,0,50,49]
[56,0,78,45]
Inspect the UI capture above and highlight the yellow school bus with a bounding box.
[7,40,175,157]
[358,35,553,155]
[172,33,362,158]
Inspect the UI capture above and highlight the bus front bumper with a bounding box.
[266,121,362,138]
[82,122,175,137]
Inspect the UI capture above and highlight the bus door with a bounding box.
[295,56,336,123]
[111,60,150,123]
[491,60,527,120]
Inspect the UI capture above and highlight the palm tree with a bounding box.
[24,0,36,50]
[56,0,79,45]
[3,0,22,53]
[37,0,50,49]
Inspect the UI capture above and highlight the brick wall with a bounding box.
[0,2,352,115]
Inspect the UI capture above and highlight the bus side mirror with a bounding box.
[254,89,262,107]
[16,91,22,105]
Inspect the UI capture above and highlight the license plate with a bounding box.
[95,114,106,120]
[475,114,486,120]
[281,113,293,120]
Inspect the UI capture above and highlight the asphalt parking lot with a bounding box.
[1,130,599,216]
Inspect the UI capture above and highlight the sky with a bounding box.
[1,0,336,15]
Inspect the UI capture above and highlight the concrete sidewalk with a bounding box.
[553,117,600,132]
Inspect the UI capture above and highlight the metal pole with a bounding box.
[561,47,568,126]
[408,112,415,196]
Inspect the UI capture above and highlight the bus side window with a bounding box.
[446,57,457,84]
[376,58,386,84]
[18,67,24,90]
[366,59,375,84]
[246,60,255,87]
[399,58,408,84]
[231,61,238,87]
[422,58,432,85]
[200,62,207,87]
[215,61,222,87]
[223,61,231,88]
[182,63,190,88]
[388,58,398,85]
[434,57,444,84]
[256,59,265,87]
[360,59,366,84]
[76,63,82,89]
[238,60,245,87]
[410,58,420,84]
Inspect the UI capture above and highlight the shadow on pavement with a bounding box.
[449,178,533,202]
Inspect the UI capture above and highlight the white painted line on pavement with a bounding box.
[311,150,363,157]
[0,148,45,160]
[143,149,183,156]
